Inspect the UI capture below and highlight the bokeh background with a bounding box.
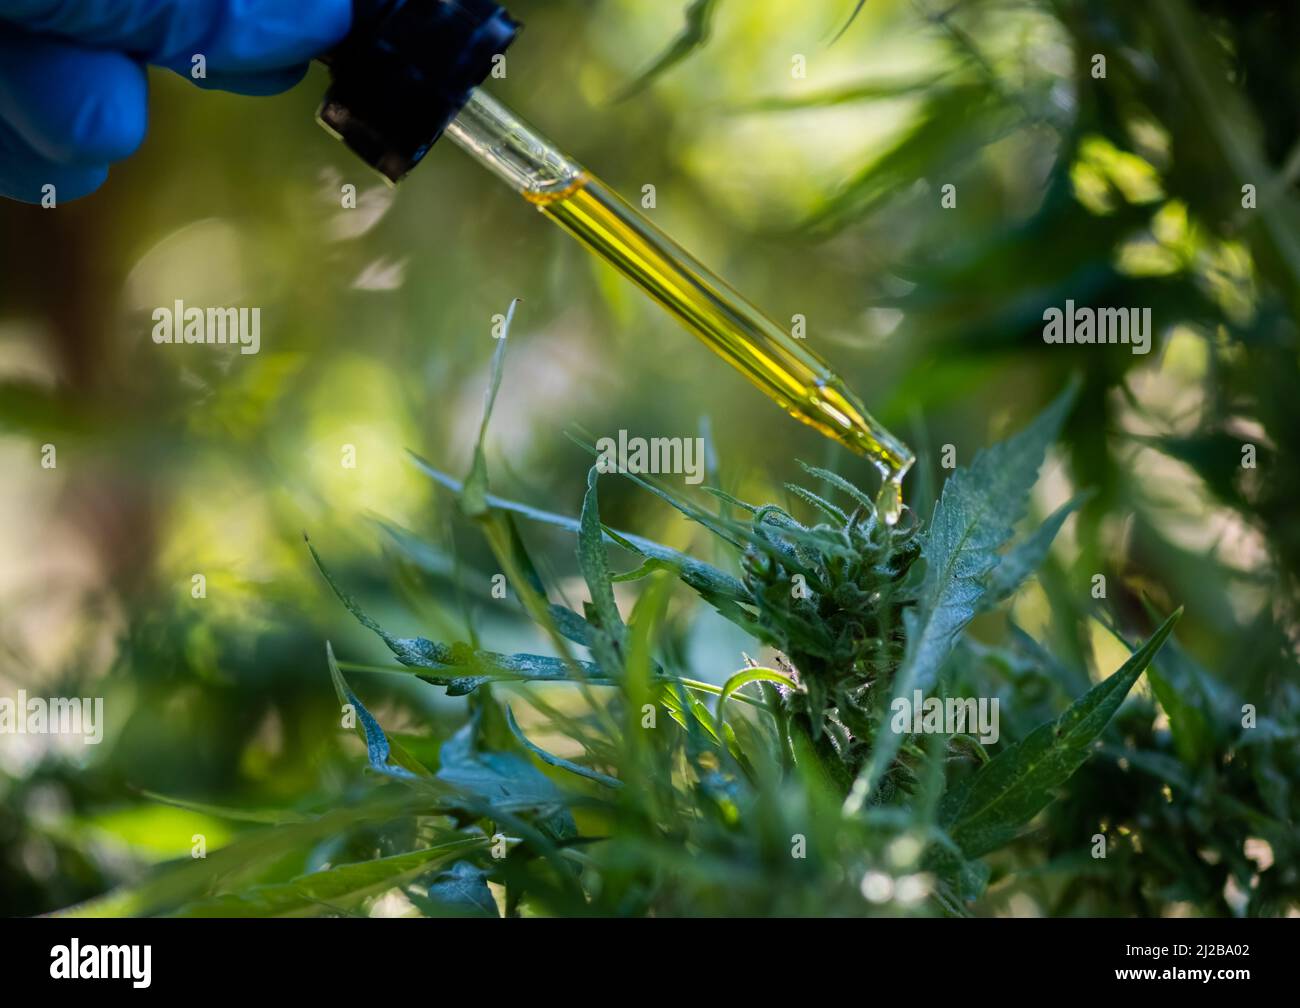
[1,0,1296,915]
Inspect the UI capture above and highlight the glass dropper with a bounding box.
[317,0,912,520]
[443,90,914,521]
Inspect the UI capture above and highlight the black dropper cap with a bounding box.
[318,0,520,183]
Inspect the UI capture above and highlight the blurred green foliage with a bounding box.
[1,0,1296,916]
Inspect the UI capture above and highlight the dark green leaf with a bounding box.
[436,719,577,842]
[172,839,481,917]
[942,608,1182,858]
[326,642,427,779]
[579,466,627,642]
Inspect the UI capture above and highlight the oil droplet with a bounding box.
[875,472,904,527]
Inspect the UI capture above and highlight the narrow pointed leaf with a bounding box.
[172,839,481,917]
[941,608,1182,858]
[505,706,623,789]
[326,642,427,780]
[462,299,516,518]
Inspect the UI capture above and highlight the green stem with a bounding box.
[337,662,770,711]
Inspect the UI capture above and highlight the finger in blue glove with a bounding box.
[0,0,352,203]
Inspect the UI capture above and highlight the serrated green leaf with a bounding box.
[437,646,611,695]
[702,485,759,514]
[579,466,627,641]
[941,608,1182,858]
[566,428,747,549]
[313,543,589,695]
[845,381,1078,812]
[611,556,675,583]
[309,540,454,668]
[785,483,849,524]
[1138,596,1237,762]
[795,460,876,511]
[577,467,630,681]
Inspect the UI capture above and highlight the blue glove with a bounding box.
[0,0,352,203]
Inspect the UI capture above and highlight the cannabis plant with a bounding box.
[57,330,1296,919]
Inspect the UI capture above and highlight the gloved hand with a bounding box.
[0,0,352,203]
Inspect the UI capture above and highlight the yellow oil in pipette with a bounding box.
[319,23,912,514]
[437,89,912,519]
[524,172,913,523]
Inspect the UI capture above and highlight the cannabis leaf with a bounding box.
[941,608,1182,858]
[461,299,516,518]
[173,840,482,917]
[578,466,629,675]
[313,540,595,693]
[326,642,427,780]
[505,705,623,789]
[436,718,577,842]
[58,793,432,917]
[845,381,1078,812]
[412,459,750,613]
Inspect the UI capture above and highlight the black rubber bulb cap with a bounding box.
[319,0,519,183]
